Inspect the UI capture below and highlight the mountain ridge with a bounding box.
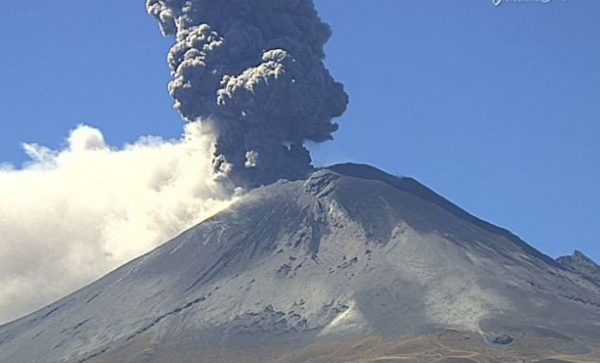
[557,250,600,286]
[328,163,560,266]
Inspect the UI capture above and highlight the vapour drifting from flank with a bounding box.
[0,123,235,324]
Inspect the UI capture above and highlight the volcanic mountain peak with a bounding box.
[1,164,599,363]
[557,250,600,286]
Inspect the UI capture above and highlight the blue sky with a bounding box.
[1,0,598,262]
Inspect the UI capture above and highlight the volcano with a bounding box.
[1,164,599,363]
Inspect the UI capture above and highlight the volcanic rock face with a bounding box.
[557,250,600,286]
[1,164,599,362]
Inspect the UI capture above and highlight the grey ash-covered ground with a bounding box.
[0,163,599,363]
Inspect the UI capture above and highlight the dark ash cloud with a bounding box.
[146,0,348,187]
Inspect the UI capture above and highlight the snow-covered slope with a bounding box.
[1,164,599,363]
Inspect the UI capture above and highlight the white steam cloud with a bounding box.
[0,123,235,324]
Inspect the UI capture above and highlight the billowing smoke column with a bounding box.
[146,0,348,187]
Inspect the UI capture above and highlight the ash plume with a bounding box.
[146,0,348,187]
